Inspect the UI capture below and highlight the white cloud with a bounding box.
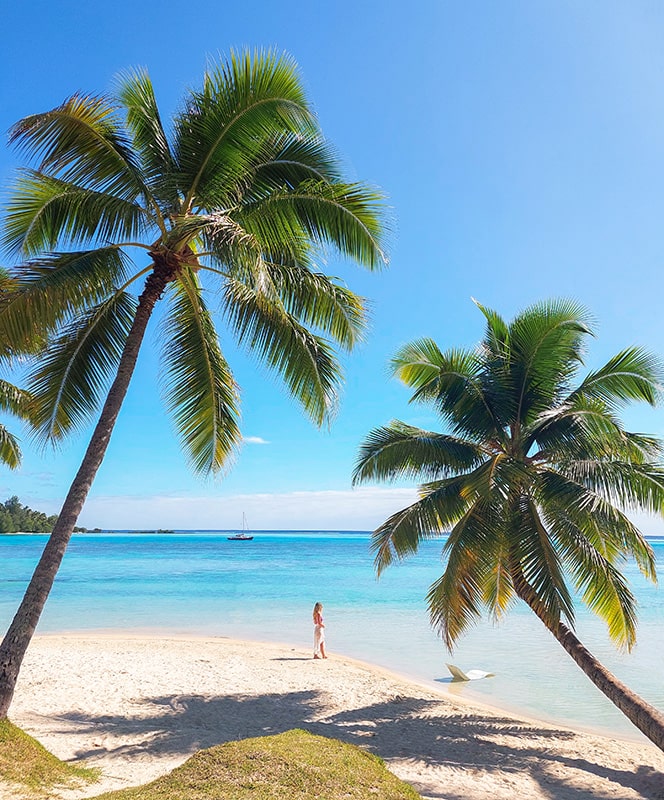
[242,436,269,445]
[78,486,419,531]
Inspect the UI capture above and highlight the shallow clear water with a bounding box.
[1,531,662,741]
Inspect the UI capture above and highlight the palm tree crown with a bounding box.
[2,50,386,470]
[355,299,663,651]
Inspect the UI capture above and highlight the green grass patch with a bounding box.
[90,729,422,800]
[0,719,98,796]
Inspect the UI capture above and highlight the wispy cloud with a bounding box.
[242,436,269,445]
[79,487,419,531]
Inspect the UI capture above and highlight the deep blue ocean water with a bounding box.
[1,530,662,741]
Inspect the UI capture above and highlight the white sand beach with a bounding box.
[6,633,664,800]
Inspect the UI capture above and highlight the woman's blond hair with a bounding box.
[313,602,323,620]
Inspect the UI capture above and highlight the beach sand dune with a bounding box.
[6,634,664,800]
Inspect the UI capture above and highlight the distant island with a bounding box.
[0,496,58,533]
[0,495,102,534]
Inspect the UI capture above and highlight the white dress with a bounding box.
[313,615,325,656]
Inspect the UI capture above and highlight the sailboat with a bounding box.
[227,513,254,541]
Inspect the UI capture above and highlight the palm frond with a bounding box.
[372,458,503,575]
[161,271,241,475]
[0,424,21,469]
[527,397,623,458]
[3,170,148,257]
[0,248,133,348]
[248,132,342,195]
[428,498,504,649]
[482,536,515,623]
[559,460,664,514]
[353,421,484,484]
[545,510,640,649]
[391,339,503,442]
[571,347,663,409]
[0,379,32,417]
[175,49,316,208]
[537,468,656,581]
[27,292,137,443]
[115,67,177,212]
[371,479,469,575]
[241,180,386,270]
[9,93,147,199]
[223,276,343,426]
[512,497,575,629]
[508,299,593,425]
[473,297,509,356]
[261,262,366,350]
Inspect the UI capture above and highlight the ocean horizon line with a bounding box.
[5,528,664,541]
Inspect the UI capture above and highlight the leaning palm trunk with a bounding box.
[512,569,664,750]
[0,267,167,717]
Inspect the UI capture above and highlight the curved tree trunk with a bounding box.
[512,568,664,752]
[0,266,171,719]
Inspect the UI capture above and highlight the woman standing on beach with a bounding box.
[313,602,327,659]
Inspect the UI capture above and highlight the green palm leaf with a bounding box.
[115,67,177,211]
[391,340,503,442]
[223,276,342,425]
[161,271,241,475]
[537,468,656,581]
[9,93,147,199]
[0,379,31,417]
[241,181,386,270]
[0,248,133,346]
[27,292,137,443]
[0,425,21,470]
[261,262,366,350]
[4,171,147,257]
[429,498,505,648]
[514,497,575,629]
[0,379,32,469]
[572,347,662,408]
[249,132,342,195]
[176,49,316,209]
[508,299,592,425]
[353,421,483,484]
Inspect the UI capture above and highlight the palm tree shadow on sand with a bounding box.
[45,689,663,800]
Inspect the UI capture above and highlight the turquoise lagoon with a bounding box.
[1,531,663,741]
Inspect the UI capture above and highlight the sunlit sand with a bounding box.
[5,633,663,799]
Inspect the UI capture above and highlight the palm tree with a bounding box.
[0,49,386,718]
[354,299,664,750]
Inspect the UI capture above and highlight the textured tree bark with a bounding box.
[0,265,171,718]
[511,565,664,752]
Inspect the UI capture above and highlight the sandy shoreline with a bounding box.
[6,633,664,800]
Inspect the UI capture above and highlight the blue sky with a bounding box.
[2,1,664,531]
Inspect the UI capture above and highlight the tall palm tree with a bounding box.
[354,299,664,750]
[0,50,386,717]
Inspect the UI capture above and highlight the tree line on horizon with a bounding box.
[0,496,57,533]
[0,49,663,754]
